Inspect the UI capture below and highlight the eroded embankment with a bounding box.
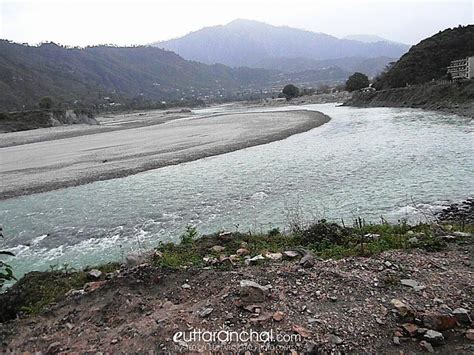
[344,81,474,117]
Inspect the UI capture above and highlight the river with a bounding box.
[0,103,472,278]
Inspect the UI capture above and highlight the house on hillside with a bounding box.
[447,56,474,80]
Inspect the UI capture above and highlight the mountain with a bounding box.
[343,34,396,43]
[0,40,277,111]
[153,19,410,69]
[373,25,474,89]
[253,56,397,77]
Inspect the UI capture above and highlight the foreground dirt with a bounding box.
[0,109,329,200]
[1,244,472,353]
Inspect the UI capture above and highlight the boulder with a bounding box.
[240,280,271,304]
[236,248,249,256]
[423,329,445,346]
[423,312,457,331]
[391,299,415,318]
[245,254,265,266]
[265,252,283,261]
[453,308,472,324]
[299,253,315,268]
[87,269,102,279]
[283,250,299,258]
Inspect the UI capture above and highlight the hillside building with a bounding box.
[447,56,474,79]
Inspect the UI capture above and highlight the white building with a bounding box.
[447,56,474,79]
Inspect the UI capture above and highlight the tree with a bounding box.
[39,96,54,109]
[345,72,370,92]
[282,84,300,100]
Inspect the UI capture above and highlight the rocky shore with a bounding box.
[344,81,474,118]
[0,216,473,353]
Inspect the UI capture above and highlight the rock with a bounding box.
[283,250,299,258]
[65,289,86,297]
[87,269,102,279]
[265,252,283,261]
[249,312,272,324]
[229,254,240,262]
[111,339,119,344]
[453,308,472,324]
[328,334,343,345]
[181,283,191,289]
[299,253,315,268]
[440,235,457,241]
[210,245,225,253]
[218,231,232,239]
[408,237,419,244]
[384,261,393,267]
[401,323,419,337]
[393,336,400,345]
[364,233,380,240]
[203,256,218,265]
[420,340,434,353]
[423,312,457,331]
[417,328,428,336]
[401,279,419,288]
[292,324,311,338]
[452,231,471,237]
[83,281,106,292]
[243,304,262,313]
[245,254,265,265]
[466,329,474,340]
[423,329,445,346]
[391,299,415,318]
[328,295,338,302]
[273,311,284,322]
[197,307,213,318]
[125,250,154,267]
[236,248,249,256]
[47,341,61,354]
[240,280,271,304]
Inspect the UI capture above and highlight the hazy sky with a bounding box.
[1,0,472,46]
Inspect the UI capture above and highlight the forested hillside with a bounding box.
[373,25,474,89]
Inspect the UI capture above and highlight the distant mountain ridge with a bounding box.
[153,19,410,70]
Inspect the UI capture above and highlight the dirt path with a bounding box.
[0,110,329,200]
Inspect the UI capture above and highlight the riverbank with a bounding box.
[0,217,473,353]
[344,81,474,118]
[0,109,329,200]
[0,109,98,133]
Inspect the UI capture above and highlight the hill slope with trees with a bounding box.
[373,25,474,89]
[0,41,276,111]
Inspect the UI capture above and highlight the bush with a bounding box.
[180,225,198,244]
